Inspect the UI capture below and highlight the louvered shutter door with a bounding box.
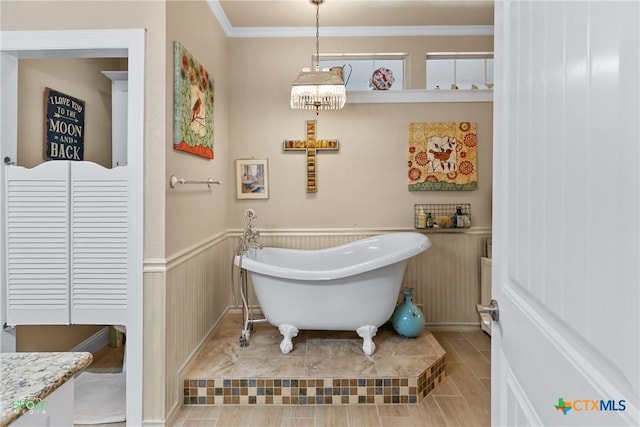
[5,161,131,326]
[70,162,129,325]
[6,162,70,324]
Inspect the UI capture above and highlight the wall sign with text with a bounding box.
[44,87,85,161]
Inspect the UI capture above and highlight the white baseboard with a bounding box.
[178,307,232,375]
[70,326,110,353]
[425,323,483,332]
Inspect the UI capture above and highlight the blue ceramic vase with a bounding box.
[391,288,425,338]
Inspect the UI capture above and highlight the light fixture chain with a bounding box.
[315,1,320,71]
[291,0,345,113]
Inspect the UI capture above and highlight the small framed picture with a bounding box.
[236,158,269,199]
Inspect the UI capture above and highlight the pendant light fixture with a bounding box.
[290,0,346,114]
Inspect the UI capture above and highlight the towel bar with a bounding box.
[169,175,222,188]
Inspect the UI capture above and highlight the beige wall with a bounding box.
[163,1,231,420]
[227,35,493,230]
[165,0,231,256]
[16,324,104,351]
[16,58,120,168]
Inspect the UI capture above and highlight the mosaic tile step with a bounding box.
[182,311,447,406]
[184,356,445,406]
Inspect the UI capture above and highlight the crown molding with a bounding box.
[228,25,493,38]
[207,0,233,36]
[207,1,493,38]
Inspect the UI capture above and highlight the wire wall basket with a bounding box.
[414,203,471,229]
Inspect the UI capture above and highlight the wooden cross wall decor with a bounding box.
[283,120,339,193]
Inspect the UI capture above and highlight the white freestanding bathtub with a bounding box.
[234,232,431,355]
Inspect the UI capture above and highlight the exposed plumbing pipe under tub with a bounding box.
[231,209,267,347]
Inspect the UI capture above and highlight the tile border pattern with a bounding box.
[183,356,445,406]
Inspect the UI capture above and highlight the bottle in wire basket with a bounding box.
[417,208,427,228]
[455,206,464,228]
[426,212,433,228]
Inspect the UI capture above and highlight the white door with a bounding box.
[491,1,639,426]
[5,161,131,326]
[71,161,131,325]
[5,161,70,325]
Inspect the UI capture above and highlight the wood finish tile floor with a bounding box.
[81,328,490,426]
[86,343,125,374]
[172,328,491,426]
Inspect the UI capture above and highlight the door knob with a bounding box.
[477,299,499,321]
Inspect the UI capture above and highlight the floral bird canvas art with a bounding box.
[174,41,214,159]
[408,122,478,191]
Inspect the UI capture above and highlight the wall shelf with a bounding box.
[346,89,493,104]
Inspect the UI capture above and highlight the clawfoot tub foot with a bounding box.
[356,325,378,355]
[278,324,299,354]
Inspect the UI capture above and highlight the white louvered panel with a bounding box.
[5,162,70,325]
[70,162,129,324]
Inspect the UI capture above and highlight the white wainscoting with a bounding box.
[406,231,489,328]
[164,233,233,420]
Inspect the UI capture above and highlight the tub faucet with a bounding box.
[245,224,262,249]
[242,209,262,250]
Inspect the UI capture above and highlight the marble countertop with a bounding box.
[1,352,92,426]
